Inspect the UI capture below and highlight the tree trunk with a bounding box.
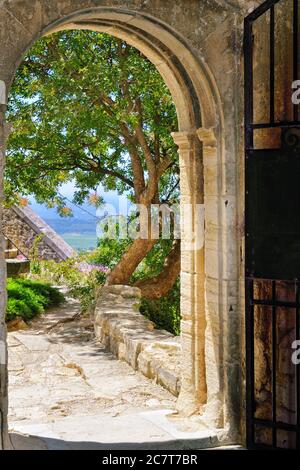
[106,238,157,285]
[134,240,180,299]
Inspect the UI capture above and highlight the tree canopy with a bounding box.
[6,30,179,214]
[6,30,181,298]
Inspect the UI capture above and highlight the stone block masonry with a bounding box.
[94,285,181,396]
[2,205,75,262]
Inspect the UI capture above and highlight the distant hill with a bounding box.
[29,195,126,250]
[29,201,98,235]
[30,201,97,222]
[26,187,127,250]
[42,217,97,235]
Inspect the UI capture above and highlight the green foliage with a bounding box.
[6,30,178,210]
[140,279,180,336]
[131,239,175,282]
[31,254,106,314]
[92,237,131,270]
[15,278,65,306]
[29,233,45,274]
[133,240,180,336]
[33,239,181,334]
[6,278,64,322]
[93,237,181,335]
[132,240,181,336]
[5,30,181,333]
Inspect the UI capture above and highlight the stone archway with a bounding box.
[0,0,245,449]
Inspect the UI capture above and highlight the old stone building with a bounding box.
[0,0,299,450]
[3,205,75,262]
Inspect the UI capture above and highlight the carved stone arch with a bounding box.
[5,7,221,133]
[0,1,232,449]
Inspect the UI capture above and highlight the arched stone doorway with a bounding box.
[0,0,244,449]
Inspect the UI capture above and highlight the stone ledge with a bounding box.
[94,285,181,396]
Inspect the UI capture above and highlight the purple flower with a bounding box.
[76,261,108,274]
[16,254,28,261]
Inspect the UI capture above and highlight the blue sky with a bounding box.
[30,180,128,222]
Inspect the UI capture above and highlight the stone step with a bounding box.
[6,259,30,277]
[5,248,19,259]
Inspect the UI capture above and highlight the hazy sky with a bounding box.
[30,180,129,221]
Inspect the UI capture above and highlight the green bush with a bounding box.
[30,237,181,335]
[6,299,33,321]
[93,238,181,336]
[30,255,105,314]
[13,278,65,307]
[6,278,64,322]
[140,279,180,336]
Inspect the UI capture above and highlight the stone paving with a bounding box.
[7,295,218,450]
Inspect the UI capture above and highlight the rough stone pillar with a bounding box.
[197,127,224,428]
[0,80,12,449]
[172,131,207,415]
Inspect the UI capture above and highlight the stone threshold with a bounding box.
[94,285,181,396]
[9,409,239,450]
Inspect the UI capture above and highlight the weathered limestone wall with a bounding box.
[0,0,268,448]
[2,206,75,262]
[94,285,181,396]
[3,208,61,261]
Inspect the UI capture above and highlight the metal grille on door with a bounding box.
[244,0,300,450]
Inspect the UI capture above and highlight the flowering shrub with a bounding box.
[76,261,108,275]
[16,254,28,261]
[30,253,108,314]
[30,238,180,335]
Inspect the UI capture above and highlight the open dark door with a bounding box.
[245,0,300,449]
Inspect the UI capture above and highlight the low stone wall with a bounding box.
[94,285,181,396]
